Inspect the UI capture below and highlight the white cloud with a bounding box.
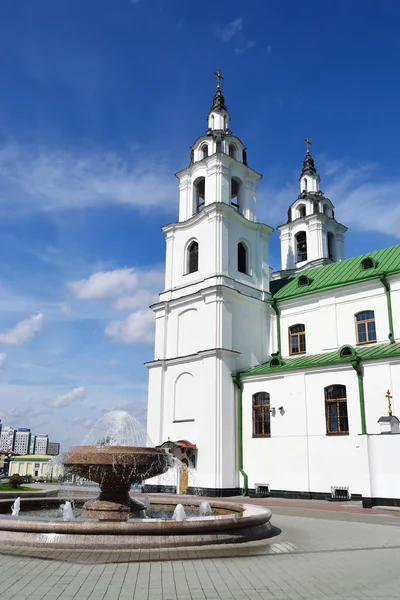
[0,313,43,345]
[234,40,255,55]
[218,17,243,42]
[72,416,94,428]
[105,310,155,344]
[0,143,175,215]
[47,386,86,408]
[68,268,139,300]
[114,289,156,310]
[0,353,7,370]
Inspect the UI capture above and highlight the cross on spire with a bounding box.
[304,137,312,154]
[213,70,224,90]
[386,389,393,416]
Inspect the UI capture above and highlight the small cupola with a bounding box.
[207,70,231,133]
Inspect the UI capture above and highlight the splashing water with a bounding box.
[199,501,212,516]
[172,504,186,521]
[61,501,75,521]
[143,496,150,509]
[11,497,20,517]
[81,410,153,447]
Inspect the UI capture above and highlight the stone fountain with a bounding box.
[62,411,170,520]
[0,410,274,550]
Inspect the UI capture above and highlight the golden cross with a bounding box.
[304,137,312,153]
[213,70,224,89]
[386,389,393,416]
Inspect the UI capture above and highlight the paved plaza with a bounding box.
[1,498,400,599]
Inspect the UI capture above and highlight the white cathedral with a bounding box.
[145,77,400,509]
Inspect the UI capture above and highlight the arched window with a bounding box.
[325,385,349,434]
[252,392,271,437]
[327,232,335,260]
[302,178,307,192]
[355,311,376,344]
[194,177,205,213]
[229,143,236,158]
[289,324,306,355]
[297,204,306,218]
[323,204,329,215]
[187,241,199,274]
[200,144,208,159]
[231,178,240,211]
[295,231,307,262]
[361,258,375,270]
[238,242,247,274]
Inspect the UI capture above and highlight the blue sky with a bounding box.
[0,0,400,449]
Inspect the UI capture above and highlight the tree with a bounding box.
[9,474,22,488]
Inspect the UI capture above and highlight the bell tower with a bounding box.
[146,73,273,496]
[276,139,347,276]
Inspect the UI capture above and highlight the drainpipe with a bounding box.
[379,274,395,343]
[351,359,367,435]
[270,299,281,356]
[232,374,248,496]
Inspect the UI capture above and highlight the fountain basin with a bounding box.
[62,446,170,519]
[0,497,273,549]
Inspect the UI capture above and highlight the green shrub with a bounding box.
[9,474,23,488]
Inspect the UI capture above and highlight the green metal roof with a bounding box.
[239,341,400,378]
[270,244,400,301]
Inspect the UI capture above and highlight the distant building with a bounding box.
[29,436,36,454]
[13,428,31,455]
[34,434,49,455]
[8,454,63,480]
[47,442,60,456]
[0,426,15,451]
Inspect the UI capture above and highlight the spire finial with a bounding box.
[213,70,224,90]
[304,136,312,154]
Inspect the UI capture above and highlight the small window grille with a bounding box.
[270,358,281,367]
[331,486,351,501]
[255,483,270,496]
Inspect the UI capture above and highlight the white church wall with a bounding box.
[241,366,367,494]
[147,352,238,490]
[389,276,400,338]
[227,291,269,371]
[363,360,400,434]
[278,281,390,357]
[367,434,400,499]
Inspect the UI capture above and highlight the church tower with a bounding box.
[146,73,273,496]
[276,139,347,276]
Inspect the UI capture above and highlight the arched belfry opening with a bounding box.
[187,241,199,274]
[229,143,236,158]
[194,177,205,213]
[297,204,306,218]
[295,231,307,263]
[231,177,241,212]
[237,242,248,274]
[327,232,335,261]
[200,144,208,159]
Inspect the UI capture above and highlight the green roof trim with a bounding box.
[239,341,400,378]
[270,244,400,301]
